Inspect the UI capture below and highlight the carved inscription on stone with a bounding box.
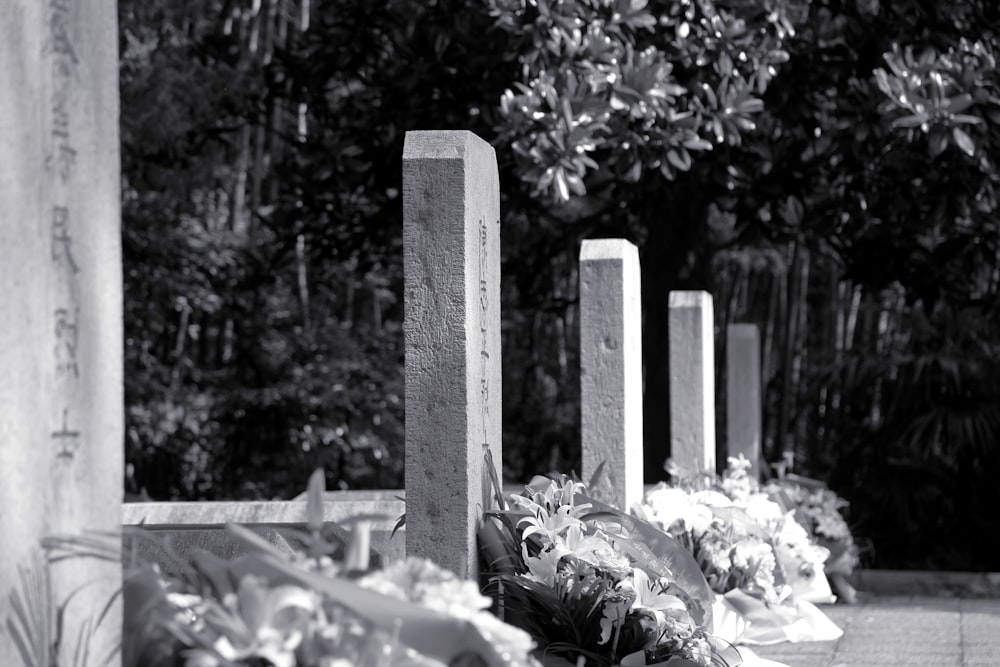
[45,0,83,463]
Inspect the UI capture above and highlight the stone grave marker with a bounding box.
[668,291,716,474]
[579,239,643,511]
[1,1,124,664]
[726,323,762,475]
[402,130,501,579]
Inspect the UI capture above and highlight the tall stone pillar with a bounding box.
[579,239,643,510]
[1,2,123,664]
[668,291,716,474]
[402,131,501,579]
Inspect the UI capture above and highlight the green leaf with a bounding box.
[306,468,325,536]
[391,509,406,539]
[578,493,715,627]
[953,127,976,156]
[587,460,607,491]
[951,114,983,125]
[780,195,804,226]
[892,113,927,129]
[737,97,764,114]
[683,136,714,151]
[930,131,948,156]
[554,168,570,201]
[625,160,642,182]
[945,93,974,113]
[666,148,691,171]
[609,93,629,111]
[224,523,288,559]
[8,559,49,667]
[343,520,371,572]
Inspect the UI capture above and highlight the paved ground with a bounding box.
[750,596,1000,667]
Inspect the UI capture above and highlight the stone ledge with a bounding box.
[122,495,407,566]
[851,569,1000,598]
[122,496,405,528]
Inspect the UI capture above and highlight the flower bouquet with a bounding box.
[479,474,790,666]
[632,459,843,646]
[714,458,837,606]
[118,471,538,667]
[762,474,860,604]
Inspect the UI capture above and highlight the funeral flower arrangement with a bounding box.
[633,485,786,605]
[636,458,823,603]
[631,457,849,645]
[118,472,538,667]
[27,463,848,666]
[478,475,758,666]
[122,549,538,667]
[762,476,860,578]
[761,472,860,604]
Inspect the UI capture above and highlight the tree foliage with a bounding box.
[120,0,1000,568]
[119,0,494,498]
[721,0,1000,570]
[492,0,801,200]
[488,0,1000,568]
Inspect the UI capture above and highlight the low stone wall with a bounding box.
[123,491,407,568]
[851,569,1000,598]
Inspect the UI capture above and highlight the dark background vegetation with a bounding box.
[120,0,1000,571]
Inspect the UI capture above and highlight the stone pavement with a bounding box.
[750,597,1000,667]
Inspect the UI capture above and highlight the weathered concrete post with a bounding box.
[579,239,643,510]
[668,291,716,474]
[726,324,762,475]
[402,131,501,578]
[1,2,123,664]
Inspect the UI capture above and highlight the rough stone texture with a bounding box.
[668,291,716,473]
[753,596,1000,667]
[726,323,762,475]
[1,2,123,664]
[579,239,643,510]
[402,131,501,579]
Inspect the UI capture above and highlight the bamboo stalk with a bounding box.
[300,0,311,32]
[791,245,810,467]
[231,125,251,233]
[372,287,382,330]
[776,241,797,460]
[250,122,266,229]
[345,274,356,331]
[845,284,862,352]
[296,234,311,331]
[220,318,235,365]
[820,261,840,458]
[262,0,277,64]
[268,98,284,204]
[762,269,778,388]
[170,299,192,390]
[249,0,262,54]
[277,0,289,48]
